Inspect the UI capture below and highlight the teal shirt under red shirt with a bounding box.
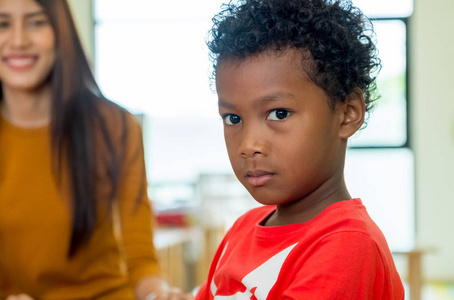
[196,198,404,299]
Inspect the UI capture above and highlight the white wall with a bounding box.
[410,0,454,281]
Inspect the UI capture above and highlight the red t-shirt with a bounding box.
[195,199,404,299]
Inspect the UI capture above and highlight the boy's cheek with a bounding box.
[227,152,241,170]
[224,137,238,155]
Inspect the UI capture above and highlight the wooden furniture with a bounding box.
[392,248,434,300]
[195,225,225,287]
[153,225,226,292]
[154,227,197,292]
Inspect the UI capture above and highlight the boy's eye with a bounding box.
[267,109,290,121]
[222,114,242,125]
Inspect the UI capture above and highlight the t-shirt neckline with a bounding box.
[254,198,362,238]
[0,113,49,136]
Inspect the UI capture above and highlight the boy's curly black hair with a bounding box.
[207,0,381,112]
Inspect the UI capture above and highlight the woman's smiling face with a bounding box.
[0,0,55,94]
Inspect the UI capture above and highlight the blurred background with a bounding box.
[68,0,454,299]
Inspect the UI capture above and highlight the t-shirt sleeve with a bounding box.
[117,114,162,287]
[282,231,389,300]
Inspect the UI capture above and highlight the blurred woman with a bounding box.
[0,0,191,299]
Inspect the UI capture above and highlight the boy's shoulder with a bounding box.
[225,199,393,269]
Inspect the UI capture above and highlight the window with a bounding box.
[95,0,228,188]
[350,20,408,147]
[94,0,414,250]
[343,1,414,251]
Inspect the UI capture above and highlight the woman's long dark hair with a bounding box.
[31,0,127,257]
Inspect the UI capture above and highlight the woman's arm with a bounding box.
[135,275,194,300]
[116,114,192,300]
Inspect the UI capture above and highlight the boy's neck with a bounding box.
[264,171,351,227]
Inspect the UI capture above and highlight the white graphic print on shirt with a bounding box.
[210,243,298,300]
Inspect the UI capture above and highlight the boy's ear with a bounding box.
[338,88,365,139]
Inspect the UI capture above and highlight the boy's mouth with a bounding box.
[246,170,275,187]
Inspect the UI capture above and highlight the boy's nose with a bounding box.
[239,127,267,158]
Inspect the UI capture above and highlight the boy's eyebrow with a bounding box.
[218,98,236,109]
[253,91,296,108]
[218,91,296,109]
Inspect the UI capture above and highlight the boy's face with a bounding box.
[216,49,346,207]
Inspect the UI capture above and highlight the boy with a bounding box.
[195,0,405,299]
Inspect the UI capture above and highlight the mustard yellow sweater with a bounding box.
[0,111,161,299]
